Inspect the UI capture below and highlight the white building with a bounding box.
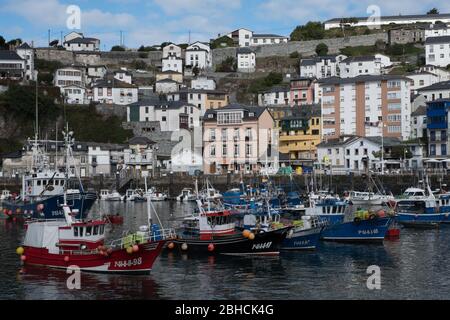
[425,36,450,68]
[155,79,181,94]
[425,23,450,38]
[411,105,427,139]
[185,42,212,70]
[15,43,35,81]
[162,43,182,59]
[317,135,401,173]
[123,137,156,178]
[86,65,107,85]
[127,99,201,131]
[258,86,291,106]
[324,13,450,30]
[237,48,256,72]
[406,71,440,92]
[162,55,183,74]
[300,55,347,79]
[161,44,184,74]
[114,69,132,84]
[63,32,100,52]
[339,54,392,78]
[54,68,84,88]
[417,81,450,101]
[93,78,138,105]
[227,28,253,47]
[251,34,289,46]
[420,65,450,81]
[0,51,25,80]
[191,77,216,90]
[61,84,88,105]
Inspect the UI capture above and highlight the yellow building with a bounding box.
[205,91,230,110]
[270,104,321,169]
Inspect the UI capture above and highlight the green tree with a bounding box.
[7,38,22,47]
[427,8,439,14]
[111,45,125,51]
[211,36,235,49]
[315,43,329,56]
[290,22,325,41]
[215,57,236,72]
[289,51,300,59]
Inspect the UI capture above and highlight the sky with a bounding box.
[0,0,449,50]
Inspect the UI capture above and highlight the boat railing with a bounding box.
[108,228,177,249]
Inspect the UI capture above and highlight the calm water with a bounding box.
[1,201,450,300]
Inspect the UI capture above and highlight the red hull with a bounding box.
[22,241,166,274]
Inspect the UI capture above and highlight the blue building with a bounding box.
[427,99,450,157]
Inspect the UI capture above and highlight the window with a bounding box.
[234,144,240,157]
[221,128,228,141]
[210,129,216,141]
[222,144,227,156]
[442,144,447,156]
[162,116,167,122]
[210,144,216,156]
[217,112,243,124]
[73,227,78,237]
[246,144,252,157]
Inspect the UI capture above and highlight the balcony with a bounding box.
[428,122,448,130]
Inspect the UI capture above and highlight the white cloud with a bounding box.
[2,0,137,29]
[153,0,241,16]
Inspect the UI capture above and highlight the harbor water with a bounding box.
[1,201,450,300]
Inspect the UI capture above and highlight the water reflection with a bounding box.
[1,201,450,299]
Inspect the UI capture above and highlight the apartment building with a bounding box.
[319,75,411,140]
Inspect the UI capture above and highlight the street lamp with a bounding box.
[380,121,387,174]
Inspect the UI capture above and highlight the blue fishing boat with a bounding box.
[1,131,96,220]
[281,216,325,250]
[396,199,442,228]
[320,216,392,242]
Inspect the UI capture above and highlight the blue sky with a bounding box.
[0,0,448,50]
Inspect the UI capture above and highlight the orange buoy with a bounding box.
[167,242,175,250]
[132,245,139,253]
[242,230,251,238]
[208,243,215,252]
[20,255,27,262]
[126,246,134,254]
[248,233,255,240]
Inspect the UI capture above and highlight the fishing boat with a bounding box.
[396,178,443,228]
[176,188,197,202]
[281,216,325,250]
[347,191,394,206]
[199,179,222,201]
[237,201,324,250]
[305,198,392,242]
[100,190,124,202]
[146,188,168,202]
[168,200,290,256]
[125,189,146,202]
[16,131,175,274]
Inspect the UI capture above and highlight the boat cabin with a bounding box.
[23,171,68,198]
[181,210,235,240]
[402,188,427,199]
[24,219,107,253]
[396,199,437,214]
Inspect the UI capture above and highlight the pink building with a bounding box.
[203,105,279,174]
[290,77,316,106]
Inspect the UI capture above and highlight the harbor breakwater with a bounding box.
[1,173,448,198]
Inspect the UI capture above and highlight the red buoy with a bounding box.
[64,256,70,262]
[208,243,215,252]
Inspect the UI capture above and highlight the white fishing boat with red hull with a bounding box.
[16,128,175,274]
[18,205,173,274]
